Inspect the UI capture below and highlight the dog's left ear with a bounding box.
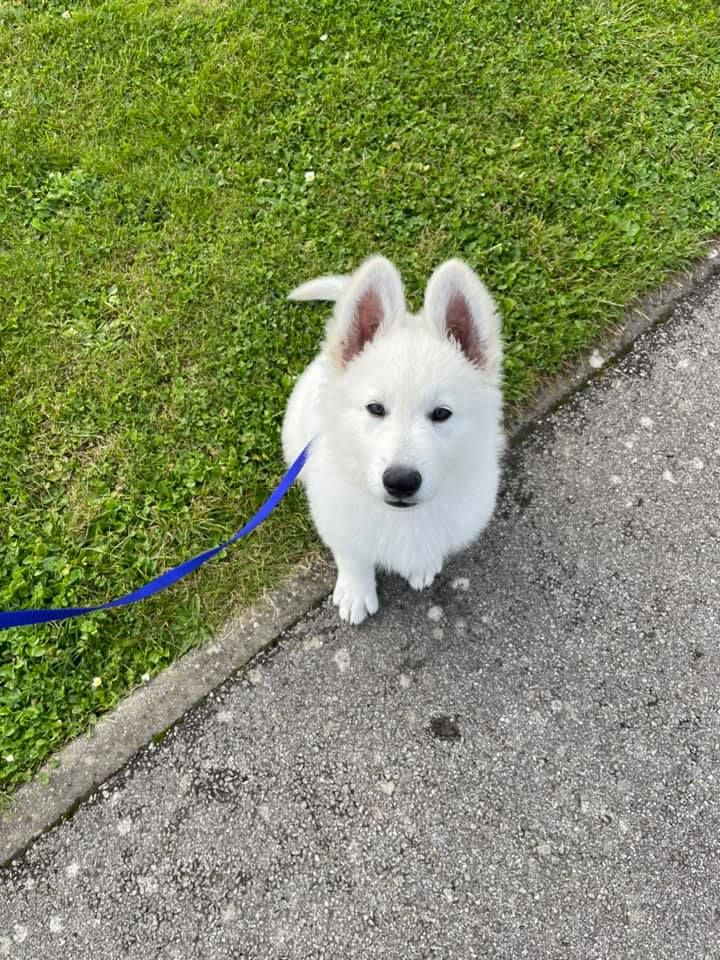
[327,256,405,368]
[423,260,502,378]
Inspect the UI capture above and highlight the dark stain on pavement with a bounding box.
[429,715,462,741]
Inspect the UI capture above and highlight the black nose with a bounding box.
[383,466,422,499]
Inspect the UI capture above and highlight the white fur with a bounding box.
[282,255,504,624]
[288,274,349,302]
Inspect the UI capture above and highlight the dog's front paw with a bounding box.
[407,566,442,591]
[333,573,379,625]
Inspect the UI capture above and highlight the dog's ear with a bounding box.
[327,256,405,368]
[423,260,502,378]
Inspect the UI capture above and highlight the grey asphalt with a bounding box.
[2,271,720,959]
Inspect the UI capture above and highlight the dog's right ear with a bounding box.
[326,256,405,368]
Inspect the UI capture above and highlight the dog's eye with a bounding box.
[429,406,452,423]
[366,402,386,418]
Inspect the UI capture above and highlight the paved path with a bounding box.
[1,275,719,959]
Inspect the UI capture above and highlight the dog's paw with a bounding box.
[333,574,379,625]
[407,567,442,591]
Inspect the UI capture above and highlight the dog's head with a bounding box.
[290,256,504,508]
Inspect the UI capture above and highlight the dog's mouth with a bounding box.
[385,498,417,509]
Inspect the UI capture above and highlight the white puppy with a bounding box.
[282,256,504,624]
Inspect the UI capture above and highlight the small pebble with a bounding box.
[302,635,323,651]
[334,648,350,673]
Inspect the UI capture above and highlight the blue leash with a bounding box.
[0,444,309,630]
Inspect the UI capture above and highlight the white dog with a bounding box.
[282,256,504,624]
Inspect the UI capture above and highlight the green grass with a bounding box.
[1,0,719,797]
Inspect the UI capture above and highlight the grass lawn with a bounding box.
[1,0,719,798]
